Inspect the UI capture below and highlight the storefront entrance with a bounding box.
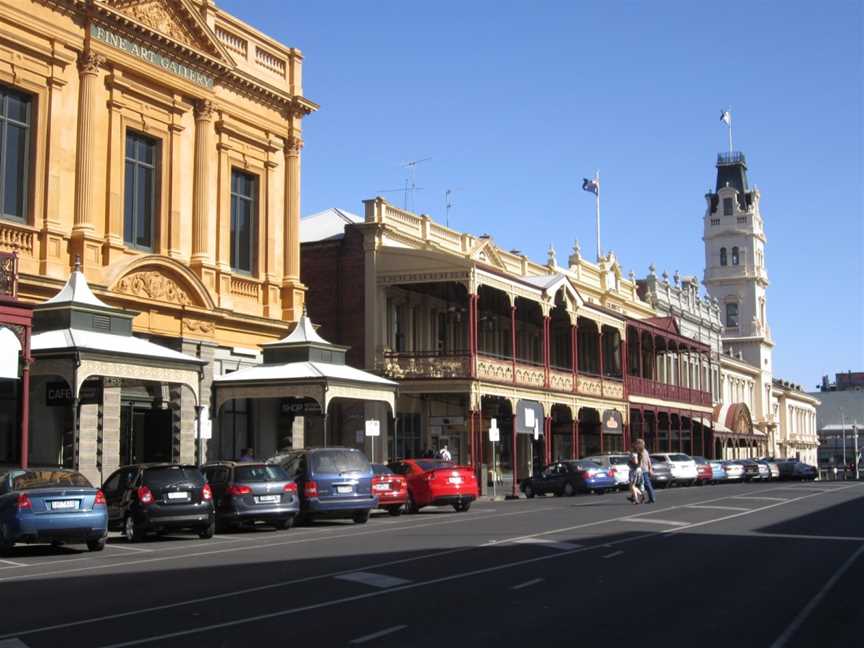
[120,402,173,465]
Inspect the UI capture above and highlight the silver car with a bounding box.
[583,454,631,489]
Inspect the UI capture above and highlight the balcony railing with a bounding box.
[626,375,712,407]
[0,251,17,299]
[381,351,470,380]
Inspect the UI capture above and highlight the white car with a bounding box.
[651,453,698,485]
[584,454,631,488]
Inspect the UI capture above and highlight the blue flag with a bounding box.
[582,177,599,195]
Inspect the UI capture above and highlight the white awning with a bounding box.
[0,326,21,380]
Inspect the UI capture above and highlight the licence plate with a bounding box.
[167,491,189,500]
[256,495,279,504]
[596,473,607,478]
[51,500,79,510]
[337,486,353,494]
[448,477,463,484]
[373,484,390,491]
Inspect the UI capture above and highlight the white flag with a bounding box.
[720,110,732,125]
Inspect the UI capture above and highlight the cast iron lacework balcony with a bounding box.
[626,376,712,407]
[0,251,17,298]
[381,350,471,380]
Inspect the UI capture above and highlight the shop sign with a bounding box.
[91,25,215,89]
[365,420,380,437]
[46,380,101,406]
[515,400,544,435]
[602,409,623,434]
[488,418,500,443]
[280,398,322,415]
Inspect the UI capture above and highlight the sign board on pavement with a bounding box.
[198,405,212,440]
[489,418,500,443]
[365,419,381,437]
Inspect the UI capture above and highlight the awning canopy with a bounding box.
[213,309,397,415]
[712,401,761,438]
[0,326,21,379]
[30,267,204,403]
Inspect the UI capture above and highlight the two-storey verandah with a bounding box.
[625,317,715,457]
[378,261,629,495]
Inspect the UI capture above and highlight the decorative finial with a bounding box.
[649,263,656,276]
[73,255,81,273]
[673,270,680,286]
[661,270,669,283]
[568,240,581,267]
[301,303,308,318]
[628,270,635,282]
[547,242,557,267]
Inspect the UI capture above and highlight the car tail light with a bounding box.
[580,471,591,479]
[137,486,154,505]
[304,481,318,497]
[425,472,436,482]
[608,468,617,477]
[94,490,107,507]
[16,493,32,511]
[202,484,213,501]
[283,482,297,494]
[226,484,252,496]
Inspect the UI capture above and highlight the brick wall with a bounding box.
[301,225,366,368]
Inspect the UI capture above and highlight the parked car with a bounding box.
[0,468,108,554]
[753,460,772,481]
[371,464,408,516]
[777,460,818,481]
[708,460,727,483]
[102,463,214,542]
[721,461,745,481]
[763,460,781,480]
[583,454,631,489]
[737,459,762,481]
[521,460,617,497]
[203,462,299,531]
[646,456,673,488]
[271,448,377,524]
[651,453,697,486]
[691,456,714,485]
[388,459,477,512]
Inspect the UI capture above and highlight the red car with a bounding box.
[694,458,713,485]
[388,459,478,513]
[371,464,408,516]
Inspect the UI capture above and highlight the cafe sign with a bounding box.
[91,25,215,89]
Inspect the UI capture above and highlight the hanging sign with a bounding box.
[533,420,540,441]
[602,409,624,434]
[198,405,212,440]
[489,418,500,443]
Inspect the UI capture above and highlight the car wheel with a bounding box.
[404,494,418,514]
[386,505,403,517]
[0,524,14,555]
[562,482,576,497]
[273,516,294,531]
[87,537,106,552]
[523,484,535,499]
[453,501,471,513]
[352,510,370,524]
[198,520,215,539]
[124,515,146,543]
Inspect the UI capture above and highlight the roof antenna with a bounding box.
[401,157,431,211]
[444,187,463,228]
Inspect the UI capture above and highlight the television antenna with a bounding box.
[444,187,463,228]
[401,157,431,211]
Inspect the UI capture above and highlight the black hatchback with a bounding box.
[102,464,215,542]
[203,462,299,531]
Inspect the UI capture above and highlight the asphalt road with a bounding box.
[0,480,862,648]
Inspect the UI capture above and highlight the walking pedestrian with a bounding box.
[636,438,656,504]
[238,447,255,462]
[438,444,452,461]
[627,442,644,504]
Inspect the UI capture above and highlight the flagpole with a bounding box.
[728,109,733,153]
[595,170,602,262]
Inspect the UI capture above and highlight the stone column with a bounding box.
[281,136,304,321]
[191,100,214,267]
[100,381,122,481]
[72,50,105,267]
[78,401,100,487]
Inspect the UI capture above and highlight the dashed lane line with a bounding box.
[92,483,864,648]
[511,538,581,550]
[0,559,27,567]
[733,496,789,502]
[602,550,624,559]
[335,572,411,589]
[511,578,544,590]
[349,625,408,645]
[621,517,689,526]
[686,504,751,512]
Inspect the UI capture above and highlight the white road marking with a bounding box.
[512,538,581,550]
[104,544,153,553]
[774,487,826,493]
[7,483,862,643]
[622,517,688,526]
[511,577,544,590]
[349,625,407,645]
[686,504,751,512]
[602,550,624,559]
[0,639,30,647]
[336,572,411,589]
[769,543,864,648]
[733,496,789,502]
[749,532,864,542]
[0,559,28,567]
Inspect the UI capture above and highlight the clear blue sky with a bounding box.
[222,0,862,388]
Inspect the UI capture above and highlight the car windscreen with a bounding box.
[669,454,690,462]
[372,464,393,475]
[12,470,92,490]
[573,461,601,470]
[143,466,205,488]
[415,460,457,472]
[609,456,630,465]
[311,450,371,474]
[234,465,289,482]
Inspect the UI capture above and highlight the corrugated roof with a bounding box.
[31,328,203,364]
[213,360,396,387]
[300,207,362,243]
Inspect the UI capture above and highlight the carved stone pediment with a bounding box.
[102,0,229,61]
[113,270,192,306]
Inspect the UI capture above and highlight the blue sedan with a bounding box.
[521,460,618,497]
[0,469,108,554]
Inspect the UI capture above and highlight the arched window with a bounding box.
[720,247,727,266]
[731,246,740,266]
